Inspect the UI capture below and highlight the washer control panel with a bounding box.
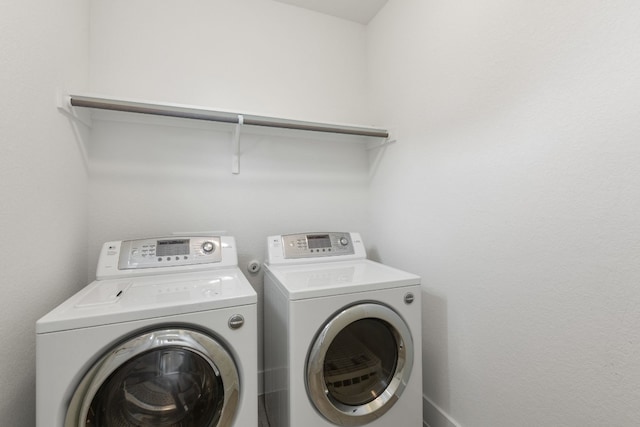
[96,235,238,280]
[281,232,355,259]
[117,236,222,270]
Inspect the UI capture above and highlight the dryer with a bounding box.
[36,235,257,427]
[264,232,422,427]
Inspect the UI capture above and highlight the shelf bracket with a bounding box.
[231,114,243,174]
[57,90,92,128]
[366,138,397,150]
[366,129,397,150]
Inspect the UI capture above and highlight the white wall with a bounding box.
[367,1,640,426]
[89,0,371,125]
[87,0,373,392]
[0,0,89,425]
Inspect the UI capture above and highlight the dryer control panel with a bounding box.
[267,232,367,265]
[96,236,238,279]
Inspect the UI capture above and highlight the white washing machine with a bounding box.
[264,232,422,427]
[36,235,257,427]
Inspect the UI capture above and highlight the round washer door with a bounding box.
[306,303,414,426]
[65,329,239,427]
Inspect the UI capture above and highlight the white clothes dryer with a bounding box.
[263,232,422,427]
[36,236,257,427]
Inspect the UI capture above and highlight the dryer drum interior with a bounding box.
[323,319,396,406]
[306,303,414,426]
[64,329,240,427]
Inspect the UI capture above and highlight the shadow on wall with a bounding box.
[422,289,461,427]
[368,245,458,427]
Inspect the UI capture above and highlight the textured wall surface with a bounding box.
[0,0,89,425]
[367,1,640,426]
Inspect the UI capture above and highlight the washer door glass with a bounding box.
[65,329,240,427]
[307,303,413,426]
[88,348,222,426]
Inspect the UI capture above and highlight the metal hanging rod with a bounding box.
[68,94,390,139]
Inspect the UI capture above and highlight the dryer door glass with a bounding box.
[324,319,397,406]
[65,329,240,427]
[307,303,413,426]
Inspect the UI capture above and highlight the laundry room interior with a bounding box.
[3,0,640,426]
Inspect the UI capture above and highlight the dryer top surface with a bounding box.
[36,268,257,334]
[265,259,420,300]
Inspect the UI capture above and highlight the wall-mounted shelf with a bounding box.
[60,93,395,174]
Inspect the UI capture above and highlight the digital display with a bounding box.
[156,239,190,256]
[307,235,331,249]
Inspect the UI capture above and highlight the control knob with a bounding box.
[339,237,349,246]
[202,241,215,253]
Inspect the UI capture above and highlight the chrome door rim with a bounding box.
[306,303,413,426]
[64,328,240,427]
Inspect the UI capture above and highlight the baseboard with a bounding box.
[423,395,461,427]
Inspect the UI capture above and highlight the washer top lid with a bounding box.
[265,259,420,300]
[36,268,257,334]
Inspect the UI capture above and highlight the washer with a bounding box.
[264,232,422,427]
[36,235,257,427]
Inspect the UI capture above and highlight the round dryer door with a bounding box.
[64,329,239,427]
[306,303,414,426]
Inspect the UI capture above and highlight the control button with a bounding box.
[339,237,349,246]
[158,258,162,262]
[228,314,245,330]
[202,241,215,253]
[166,257,171,261]
[175,256,179,261]
[404,292,415,305]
